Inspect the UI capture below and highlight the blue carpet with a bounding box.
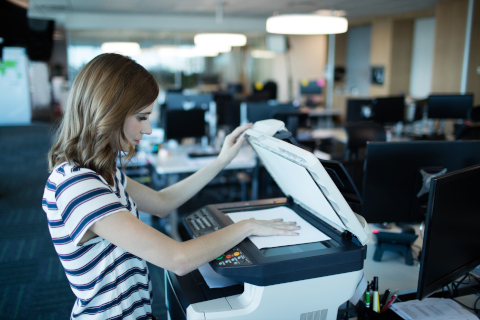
[0,124,167,319]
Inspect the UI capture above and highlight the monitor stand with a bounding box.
[373,232,418,265]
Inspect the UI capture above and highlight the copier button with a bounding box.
[226,254,232,259]
[201,217,212,227]
[190,220,200,231]
[216,255,223,260]
[196,219,205,229]
[234,252,240,256]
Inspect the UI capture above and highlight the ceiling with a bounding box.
[25,0,441,37]
[28,0,440,21]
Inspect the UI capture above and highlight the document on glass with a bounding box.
[390,298,478,320]
[227,206,331,249]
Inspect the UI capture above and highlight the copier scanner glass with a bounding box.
[227,206,342,258]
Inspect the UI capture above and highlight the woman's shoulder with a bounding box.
[49,162,106,184]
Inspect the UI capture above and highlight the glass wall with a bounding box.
[66,29,275,94]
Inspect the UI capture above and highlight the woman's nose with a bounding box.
[142,120,152,135]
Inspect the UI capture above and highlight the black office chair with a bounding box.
[455,105,480,140]
[469,105,480,122]
[342,122,387,195]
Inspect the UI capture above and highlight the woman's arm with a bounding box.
[126,123,252,218]
[89,210,299,276]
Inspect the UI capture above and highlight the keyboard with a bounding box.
[187,152,219,158]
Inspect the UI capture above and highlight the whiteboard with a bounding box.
[0,47,31,125]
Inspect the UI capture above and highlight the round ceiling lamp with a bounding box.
[194,33,247,47]
[266,14,348,35]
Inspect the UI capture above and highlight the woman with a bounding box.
[42,53,299,319]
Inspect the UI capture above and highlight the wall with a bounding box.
[346,25,372,96]
[272,35,328,103]
[467,0,480,105]
[389,19,414,96]
[330,9,436,101]
[369,18,393,97]
[409,17,436,99]
[431,0,469,93]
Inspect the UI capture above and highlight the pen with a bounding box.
[365,282,371,309]
[372,277,380,313]
[381,288,399,314]
[380,288,391,308]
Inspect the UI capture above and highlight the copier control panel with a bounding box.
[213,246,252,266]
[184,209,253,266]
[185,208,222,237]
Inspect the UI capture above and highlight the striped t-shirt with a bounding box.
[42,162,153,319]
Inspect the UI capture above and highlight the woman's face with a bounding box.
[121,102,154,151]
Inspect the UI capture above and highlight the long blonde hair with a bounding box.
[48,53,159,185]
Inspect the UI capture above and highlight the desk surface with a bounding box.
[363,223,423,296]
[147,144,257,175]
[309,127,412,144]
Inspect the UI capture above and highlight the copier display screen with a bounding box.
[260,238,341,257]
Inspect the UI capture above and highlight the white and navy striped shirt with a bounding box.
[42,162,153,319]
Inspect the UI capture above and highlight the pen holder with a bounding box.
[358,308,388,320]
[357,300,398,320]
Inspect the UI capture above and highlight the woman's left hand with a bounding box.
[216,123,253,166]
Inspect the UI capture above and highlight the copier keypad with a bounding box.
[185,209,253,266]
[185,209,222,238]
[214,247,252,266]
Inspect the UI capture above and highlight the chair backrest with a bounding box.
[469,105,480,123]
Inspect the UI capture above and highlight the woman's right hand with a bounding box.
[247,218,300,237]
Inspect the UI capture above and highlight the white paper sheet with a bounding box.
[227,207,331,249]
[390,298,478,320]
[198,263,241,288]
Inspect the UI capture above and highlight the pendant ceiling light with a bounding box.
[266,13,348,35]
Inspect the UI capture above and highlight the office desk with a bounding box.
[306,107,342,128]
[147,144,258,240]
[148,144,257,175]
[363,223,423,296]
[346,224,479,319]
[309,127,412,144]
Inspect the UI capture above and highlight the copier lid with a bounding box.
[245,120,369,246]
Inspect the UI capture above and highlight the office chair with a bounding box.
[470,105,480,122]
[455,105,480,140]
[342,122,387,195]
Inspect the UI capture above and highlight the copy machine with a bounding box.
[165,120,370,320]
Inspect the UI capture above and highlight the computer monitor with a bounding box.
[345,99,373,123]
[371,96,405,124]
[361,141,480,224]
[245,102,296,124]
[164,109,207,141]
[427,94,474,119]
[216,100,241,130]
[417,164,480,300]
[300,80,323,94]
[166,93,213,110]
